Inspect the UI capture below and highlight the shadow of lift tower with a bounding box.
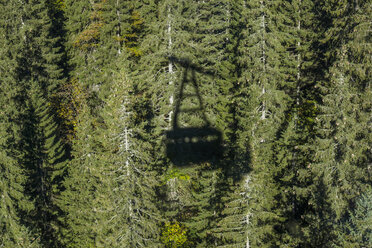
[165,57,223,166]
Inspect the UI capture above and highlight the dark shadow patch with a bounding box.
[165,56,223,166]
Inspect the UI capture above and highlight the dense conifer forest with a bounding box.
[0,0,371,247]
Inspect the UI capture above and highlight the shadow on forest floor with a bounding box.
[165,56,223,166]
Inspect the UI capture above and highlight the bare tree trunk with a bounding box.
[168,6,174,127]
[260,0,266,121]
[116,0,122,54]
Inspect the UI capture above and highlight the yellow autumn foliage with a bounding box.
[73,1,106,50]
[54,78,85,141]
[54,0,65,10]
[161,222,189,248]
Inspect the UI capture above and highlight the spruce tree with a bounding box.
[0,163,39,247]
[233,0,294,246]
[182,165,222,247]
[0,1,38,246]
[151,1,236,246]
[2,1,370,247]
[136,1,195,245]
[60,1,154,246]
[17,1,67,245]
[59,66,161,247]
[313,1,371,246]
[0,33,40,248]
[22,83,67,247]
[1,0,67,246]
[213,175,252,248]
[58,99,108,247]
[270,1,325,245]
[63,0,141,108]
[99,68,161,247]
[176,2,236,246]
[335,188,372,248]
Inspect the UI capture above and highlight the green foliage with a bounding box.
[73,1,105,50]
[161,222,191,248]
[54,0,66,11]
[0,1,370,247]
[0,69,41,248]
[120,10,144,57]
[53,78,86,141]
[163,169,191,185]
[23,84,67,247]
[213,176,252,248]
[335,188,372,248]
[0,0,68,246]
[59,66,161,247]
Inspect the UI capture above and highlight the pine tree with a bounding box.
[22,83,67,247]
[213,175,252,248]
[182,164,222,247]
[59,66,160,247]
[313,1,371,246]
[1,0,67,246]
[233,0,295,246]
[0,34,40,248]
[58,99,111,247]
[16,1,67,246]
[64,0,141,108]
[335,188,372,248]
[271,1,324,245]
[136,2,194,245]
[60,1,155,246]
[151,1,237,246]
[99,68,161,247]
[0,1,37,246]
